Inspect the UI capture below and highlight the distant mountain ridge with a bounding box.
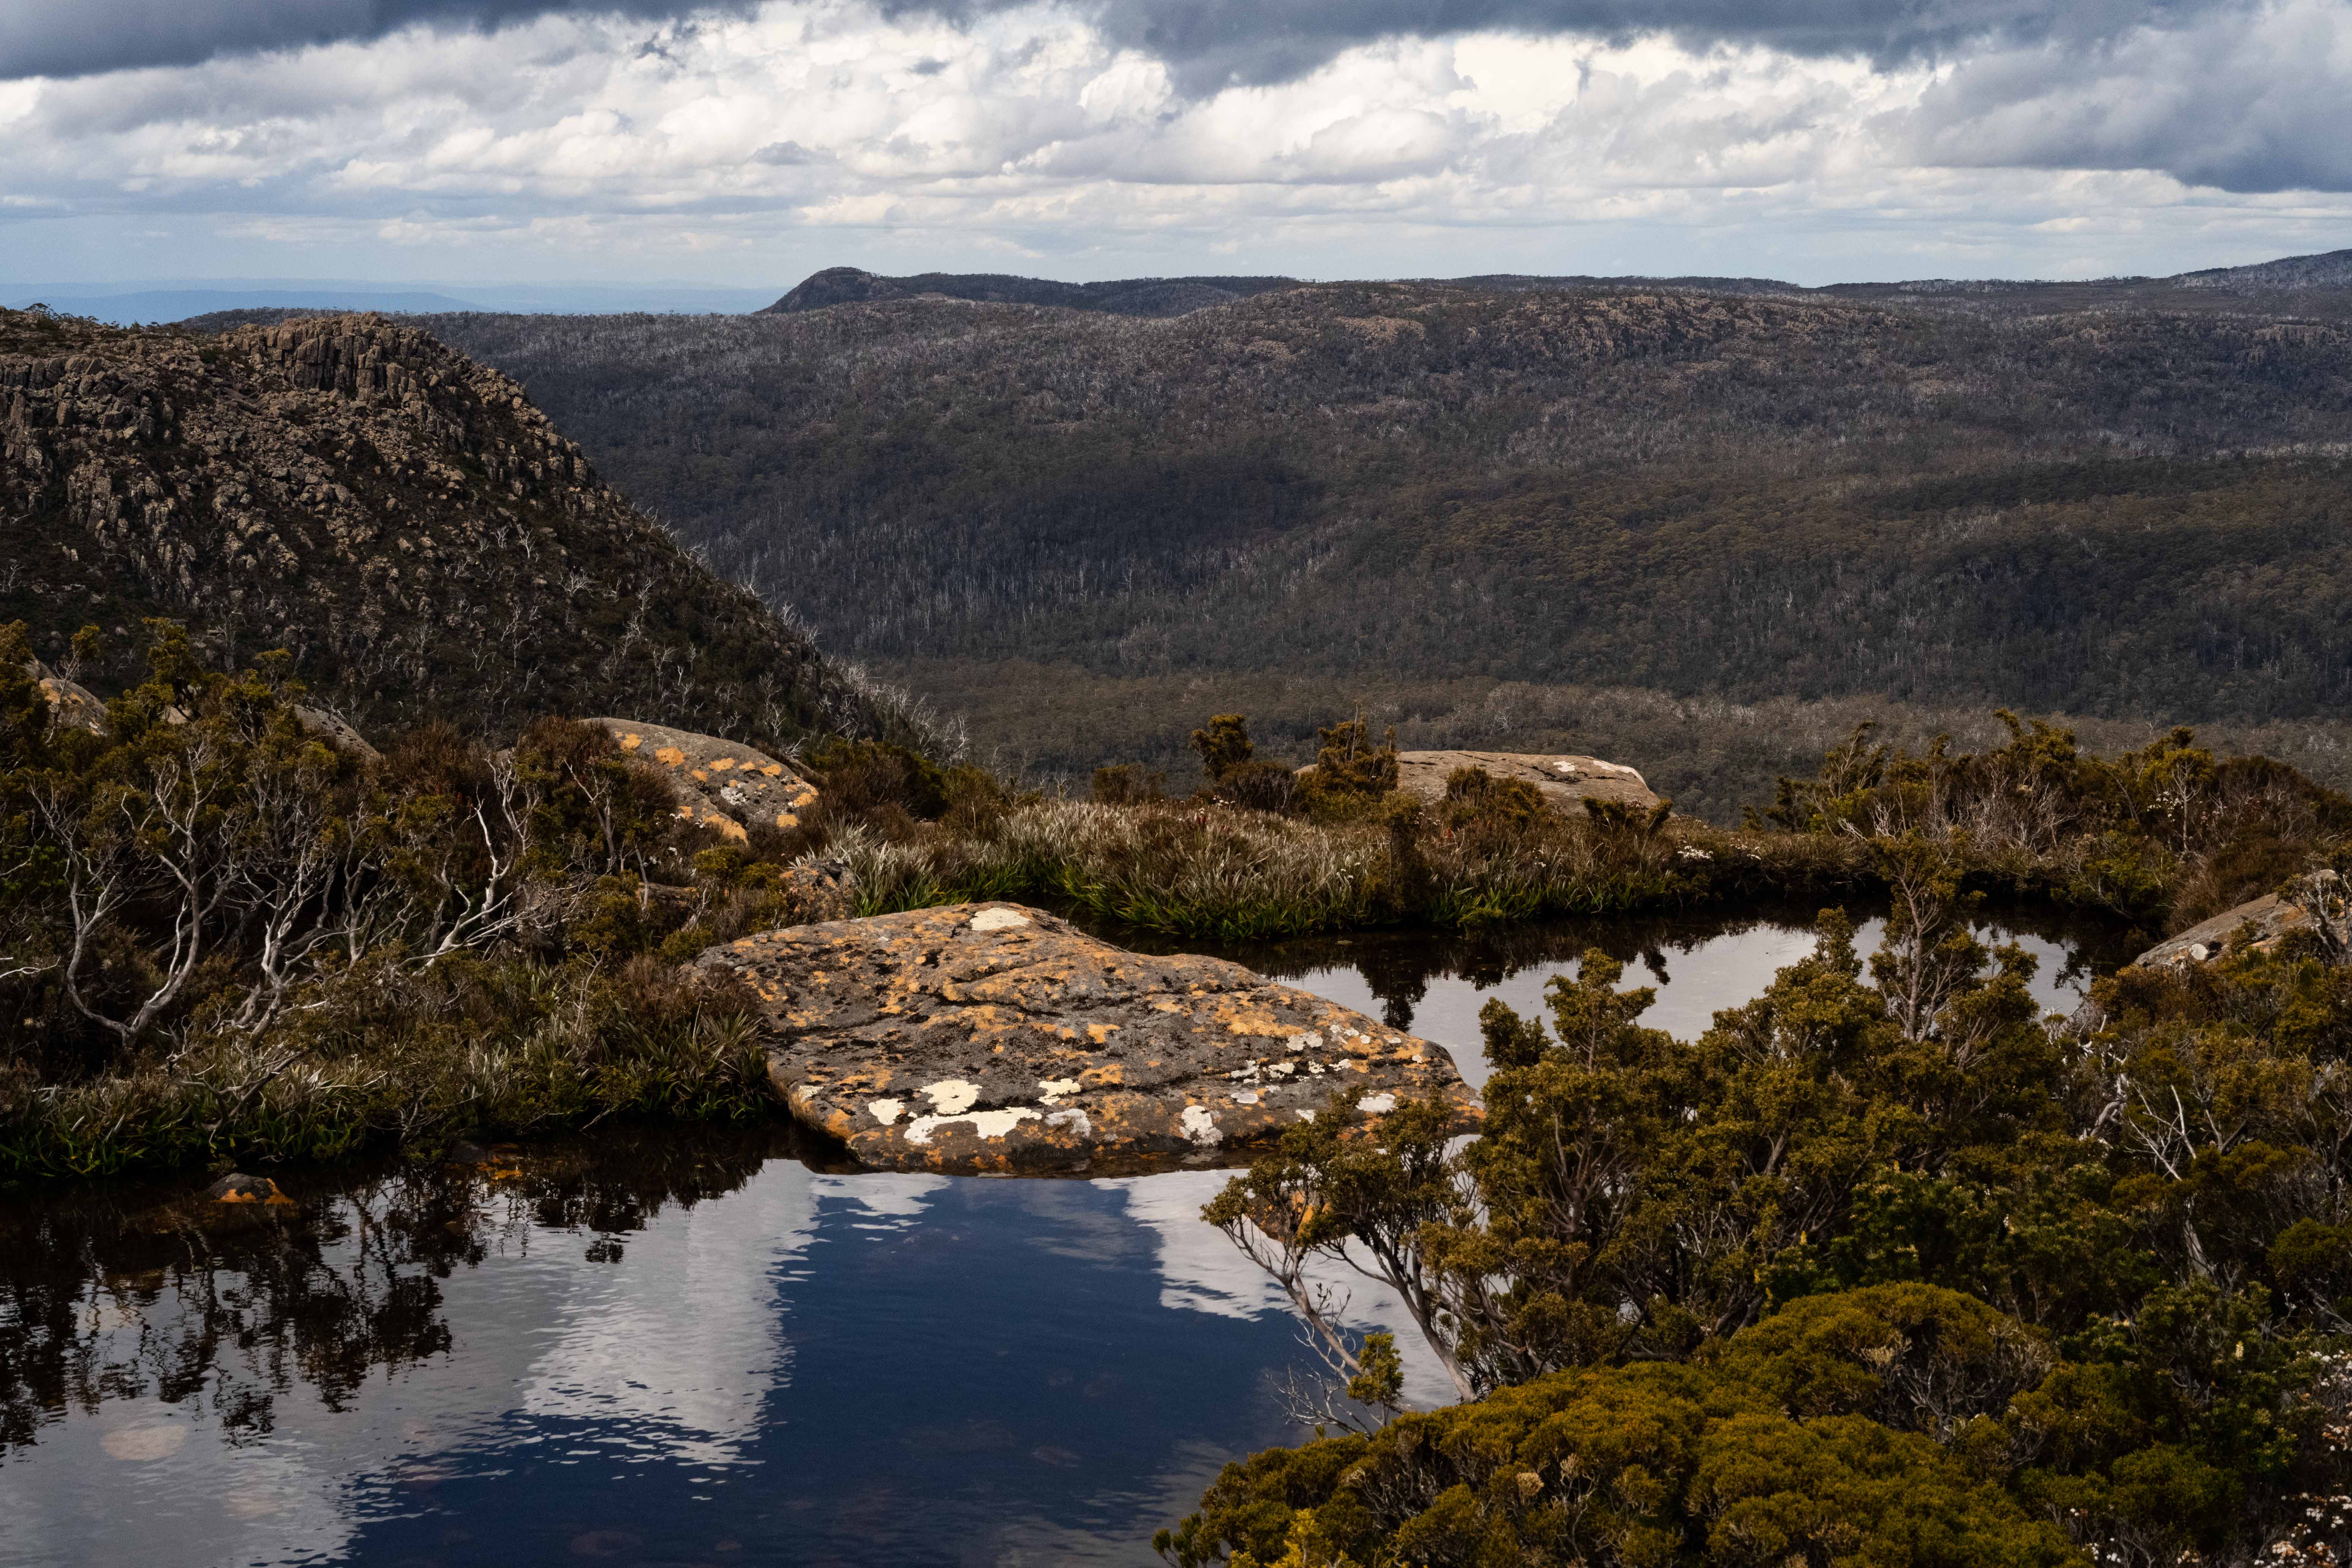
[0,307,918,751]
[760,267,1300,318]
[2176,248,2352,291]
[759,248,2352,322]
[9,289,481,325]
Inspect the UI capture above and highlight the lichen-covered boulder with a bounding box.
[696,903,1480,1174]
[1393,751,1660,811]
[25,659,107,736]
[294,705,380,760]
[2135,872,2350,967]
[592,718,819,841]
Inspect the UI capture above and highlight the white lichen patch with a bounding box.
[1044,1108,1092,1137]
[1233,1091,1260,1105]
[1037,1077,1082,1103]
[1359,1092,1397,1113]
[922,1079,981,1115]
[1287,1031,1319,1053]
[904,1107,1040,1146]
[969,907,1031,933]
[868,1098,906,1126]
[1180,1105,1223,1147]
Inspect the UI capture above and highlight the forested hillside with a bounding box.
[0,307,920,751]
[403,263,2352,808]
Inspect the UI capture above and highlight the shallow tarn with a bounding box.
[0,908,2134,1567]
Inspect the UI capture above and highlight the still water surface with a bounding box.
[0,909,2135,1567]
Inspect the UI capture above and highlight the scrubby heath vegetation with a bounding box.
[6,601,2347,1185]
[1160,901,2352,1567]
[0,305,925,754]
[819,707,2352,947]
[893,661,2352,825]
[411,273,2352,801]
[0,620,897,1182]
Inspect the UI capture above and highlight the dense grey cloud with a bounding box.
[1,0,2246,90]
[918,0,2243,93]
[1898,0,2352,193]
[0,0,746,81]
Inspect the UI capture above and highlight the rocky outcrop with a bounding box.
[293,705,379,760]
[25,659,106,735]
[2135,872,2350,966]
[593,718,819,841]
[0,307,908,754]
[1311,750,1661,812]
[24,656,378,757]
[697,903,1479,1174]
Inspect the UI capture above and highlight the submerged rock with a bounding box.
[593,718,820,841]
[697,903,1480,1174]
[203,1173,293,1205]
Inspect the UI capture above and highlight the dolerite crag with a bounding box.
[0,307,906,751]
[592,718,819,840]
[697,903,1480,1173]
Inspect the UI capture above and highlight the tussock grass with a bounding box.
[827,799,1868,941]
[0,958,770,1182]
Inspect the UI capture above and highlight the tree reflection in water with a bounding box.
[1124,901,2134,1051]
[0,1124,814,1456]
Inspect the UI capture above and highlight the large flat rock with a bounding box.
[1297,749,1660,811]
[696,903,1480,1174]
[1394,750,1661,811]
[2135,894,2303,966]
[593,718,819,841]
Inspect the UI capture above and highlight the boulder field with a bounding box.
[695,903,1481,1174]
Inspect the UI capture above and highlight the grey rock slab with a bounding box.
[696,902,1481,1174]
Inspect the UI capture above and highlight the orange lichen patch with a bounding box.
[592,719,822,842]
[1086,1023,1118,1043]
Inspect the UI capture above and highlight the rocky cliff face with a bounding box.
[0,307,908,750]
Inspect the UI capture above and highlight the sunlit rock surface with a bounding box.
[592,717,819,841]
[24,659,106,735]
[1391,750,1661,811]
[697,903,1480,1174]
[2134,873,2347,967]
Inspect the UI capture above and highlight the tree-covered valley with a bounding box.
[416,255,2352,810]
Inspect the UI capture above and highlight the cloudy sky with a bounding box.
[2,0,2348,289]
